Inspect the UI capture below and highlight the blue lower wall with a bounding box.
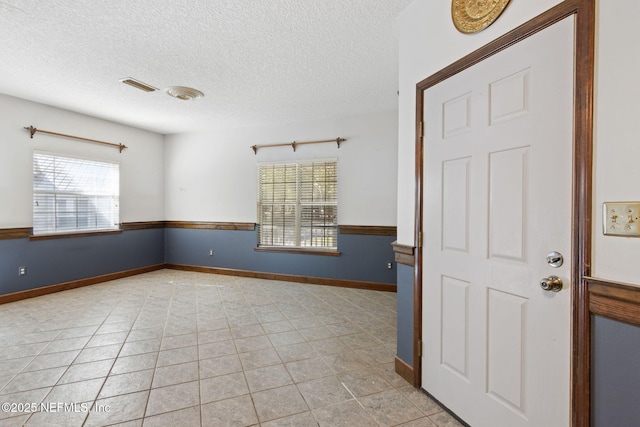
[0,226,396,296]
[396,263,414,365]
[165,228,397,285]
[592,315,640,427]
[0,229,165,295]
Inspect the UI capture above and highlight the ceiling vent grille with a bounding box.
[120,78,158,92]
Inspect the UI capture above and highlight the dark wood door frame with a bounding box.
[412,1,595,426]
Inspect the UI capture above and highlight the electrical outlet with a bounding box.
[19,266,26,276]
[387,262,393,270]
[209,249,214,256]
[603,202,640,236]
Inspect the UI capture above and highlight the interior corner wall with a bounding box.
[0,93,165,294]
[397,0,640,421]
[164,111,398,284]
[0,96,398,294]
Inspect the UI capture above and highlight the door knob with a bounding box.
[540,275,563,292]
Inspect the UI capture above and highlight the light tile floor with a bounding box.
[0,270,463,426]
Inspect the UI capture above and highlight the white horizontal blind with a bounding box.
[33,153,119,234]
[258,161,337,248]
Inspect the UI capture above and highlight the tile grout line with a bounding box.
[340,381,366,410]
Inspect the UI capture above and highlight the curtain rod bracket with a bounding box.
[25,126,37,138]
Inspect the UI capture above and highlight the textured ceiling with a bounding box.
[0,0,413,134]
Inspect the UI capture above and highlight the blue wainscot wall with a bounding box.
[396,263,414,365]
[165,227,397,285]
[1,225,397,298]
[592,316,640,427]
[0,228,165,296]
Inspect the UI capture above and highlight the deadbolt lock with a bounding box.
[546,251,564,268]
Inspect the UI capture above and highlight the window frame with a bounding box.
[256,159,339,255]
[32,151,121,237]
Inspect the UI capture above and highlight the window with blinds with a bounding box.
[258,160,338,249]
[33,152,120,234]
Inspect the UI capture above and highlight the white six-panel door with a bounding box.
[421,17,575,427]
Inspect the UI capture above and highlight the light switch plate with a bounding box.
[603,202,640,236]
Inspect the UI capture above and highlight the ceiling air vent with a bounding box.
[120,78,158,92]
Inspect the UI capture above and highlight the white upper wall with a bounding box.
[592,0,640,283]
[0,93,165,227]
[398,0,640,285]
[164,111,398,226]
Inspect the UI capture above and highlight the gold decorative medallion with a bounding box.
[452,0,512,34]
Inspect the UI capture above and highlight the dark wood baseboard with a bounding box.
[0,264,165,305]
[587,276,640,327]
[395,356,415,386]
[165,263,397,292]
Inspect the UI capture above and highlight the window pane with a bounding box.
[257,161,338,249]
[56,214,77,231]
[56,194,77,215]
[300,205,337,247]
[33,153,119,234]
[299,162,337,204]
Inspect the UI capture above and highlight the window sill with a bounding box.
[254,246,341,257]
[29,229,123,241]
